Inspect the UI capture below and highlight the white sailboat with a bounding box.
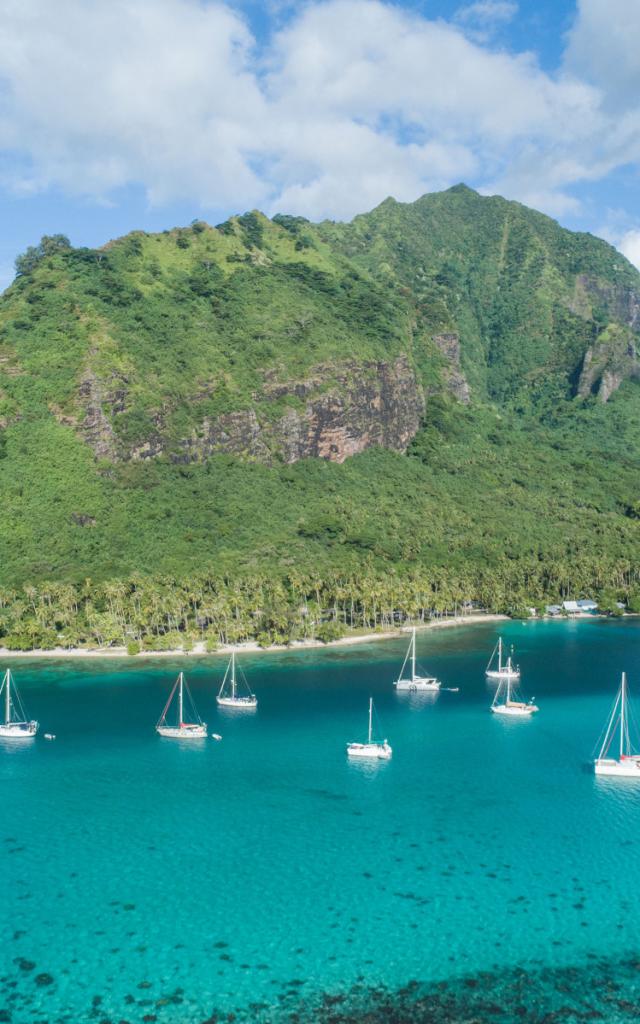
[594,673,640,777]
[156,672,207,739]
[490,673,538,717]
[216,652,257,709]
[485,637,520,681]
[347,698,392,760]
[0,669,38,740]
[394,628,440,691]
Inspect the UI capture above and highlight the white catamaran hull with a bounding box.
[395,677,440,692]
[491,704,538,717]
[216,696,257,709]
[156,724,208,739]
[594,757,640,777]
[347,741,392,760]
[0,720,38,740]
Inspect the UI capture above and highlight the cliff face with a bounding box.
[431,333,470,403]
[118,356,424,464]
[577,325,639,402]
[5,185,640,481]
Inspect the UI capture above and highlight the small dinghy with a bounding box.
[394,628,440,692]
[216,653,257,709]
[0,669,38,740]
[44,733,56,741]
[594,672,640,777]
[156,672,207,739]
[485,637,520,681]
[347,698,392,760]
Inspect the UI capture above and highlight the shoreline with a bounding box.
[0,613,509,660]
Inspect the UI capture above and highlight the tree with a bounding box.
[14,234,71,276]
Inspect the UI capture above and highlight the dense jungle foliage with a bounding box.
[0,186,639,649]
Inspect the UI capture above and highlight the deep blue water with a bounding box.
[3,618,640,1023]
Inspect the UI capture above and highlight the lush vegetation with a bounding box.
[0,187,639,649]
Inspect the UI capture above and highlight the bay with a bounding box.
[2,618,640,1022]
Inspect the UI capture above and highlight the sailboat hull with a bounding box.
[347,741,392,760]
[491,704,538,717]
[594,758,640,777]
[0,720,38,740]
[395,677,440,691]
[486,668,520,681]
[216,696,257,709]
[156,724,208,739]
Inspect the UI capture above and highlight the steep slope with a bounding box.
[0,187,639,648]
[318,184,640,407]
[1,216,425,467]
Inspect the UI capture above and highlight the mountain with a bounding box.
[0,186,639,648]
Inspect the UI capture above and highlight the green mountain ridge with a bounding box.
[0,186,639,647]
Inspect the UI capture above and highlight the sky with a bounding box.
[1,0,640,289]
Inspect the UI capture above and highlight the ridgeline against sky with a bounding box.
[1,1,640,290]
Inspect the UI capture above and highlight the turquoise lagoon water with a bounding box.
[3,618,640,1023]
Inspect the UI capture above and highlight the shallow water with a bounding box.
[2,618,640,1022]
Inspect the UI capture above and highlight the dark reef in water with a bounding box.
[3,952,640,1023]
[197,955,640,1024]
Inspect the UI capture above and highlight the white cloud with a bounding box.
[456,0,518,21]
[454,0,518,40]
[565,0,640,113]
[0,0,637,229]
[618,229,640,271]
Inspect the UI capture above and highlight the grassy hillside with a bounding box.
[0,188,639,648]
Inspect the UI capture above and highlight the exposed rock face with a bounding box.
[575,275,640,331]
[431,333,470,403]
[178,409,270,462]
[75,355,425,465]
[78,368,127,460]
[577,327,639,402]
[177,356,425,464]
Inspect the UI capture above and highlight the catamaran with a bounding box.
[156,672,207,739]
[394,627,440,691]
[490,673,538,717]
[0,669,38,740]
[485,637,520,681]
[216,652,257,709]
[347,698,392,760]
[594,672,640,777]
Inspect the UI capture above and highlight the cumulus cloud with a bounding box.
[619,229,640,271]
[454,1,518,41]
[0,0,638,228]
[565,0,640,113]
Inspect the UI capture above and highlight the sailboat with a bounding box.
[394,628,440,691]
[347,698,392,760]
[156,672,207,739]
[490,673,538,717]
[0,669,38,740]
[485,637,520,681]
[216,652,257,709]
[594,673,640,777]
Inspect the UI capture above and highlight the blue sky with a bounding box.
[2,0,640,289]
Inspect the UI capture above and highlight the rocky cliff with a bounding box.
[79,356,425,465]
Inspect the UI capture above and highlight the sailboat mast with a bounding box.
[498,637,503,672]
[4,670,9,725]
[231,653,236,700]
[621,672,627,759]
[178,672,184,726]
[411,628,416,681]
[368,698,373,744]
